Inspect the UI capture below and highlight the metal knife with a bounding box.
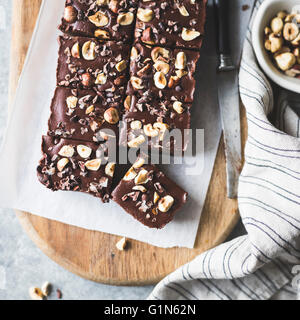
[214,0,242,199]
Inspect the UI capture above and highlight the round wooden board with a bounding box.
[9,0,246,285]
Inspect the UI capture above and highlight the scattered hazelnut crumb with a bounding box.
[29,282,62,300]
[56,289,63,299]
[41,281,51,297]
[116,237,127,251]
[242,4,249,11]
[29,287,44,300]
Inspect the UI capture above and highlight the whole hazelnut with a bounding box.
[81,73,93,87]
[64,6,78,23]
[104,107,119,124]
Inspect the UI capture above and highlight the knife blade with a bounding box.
[214,0,242,199]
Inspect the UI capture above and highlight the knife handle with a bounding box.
[214,0,235,71]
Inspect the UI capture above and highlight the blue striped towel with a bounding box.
[148,0,300,300]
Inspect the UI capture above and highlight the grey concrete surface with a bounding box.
[0,0,154,300]
[0,0,246,300]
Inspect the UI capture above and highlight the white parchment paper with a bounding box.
[0,0,222,248]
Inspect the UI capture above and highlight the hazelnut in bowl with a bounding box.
[252,0,300,93]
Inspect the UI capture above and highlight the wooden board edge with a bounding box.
[15,208,240,285]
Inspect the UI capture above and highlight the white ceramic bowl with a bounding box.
[252,0,300,93]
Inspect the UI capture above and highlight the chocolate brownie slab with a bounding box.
[135,0,207,50]
[112,156,188,228]
[59,0,139,43]
[57,36,130,92]
[127,42,200,103]
[48,87,119,143]
[37,136,116,202]
[120,109,191,153]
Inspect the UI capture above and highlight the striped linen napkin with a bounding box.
[148,0,300,300]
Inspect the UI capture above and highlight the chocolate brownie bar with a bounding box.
[127,42,200,103]
[120,109,191,153]
[37,136,116,202]
[59,0,139,43]
[125,93,192,116]
[48,87,119,143]
[57,36,130,92]
[135,0,207,50]
[112,156,188,228]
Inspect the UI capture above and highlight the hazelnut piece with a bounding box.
[134,169,149,185]
[151,47,169,62]
[117,12,134,25]
[64,6,77,23]
[29,287,44,300]
[85,159,102,171]
[132,185,147,192]
[105,162,116,177]
[41,282,51,297]
[137,8,154,22]
[173,101,184,114]
[88,11,109,27]
[86,105,94,114]
[130,76,144,90]
[175,52,187,70]
[82,41,96,60]
[124,95,131,111]
[285,64,300,77]
[264,39,271,51]
[154,192,160,204]
[178,5,189,17]
[123,167,137,181]
[81,73,93,87]
[95,72,107,85]
[283,23,299,41]
[109,0,118,13]
[291,33,300,46]
[128,135,146,148]
[133,158,145,169]
[71,42,80,58]
[182,28,201,41]
[130,120,142,130]
[154,72,167,89]
[115,60,127,72]
[131,47,139,61]
[116,237,127,251]
[66,96,78,109]
[154,61,170,74]
[270,17,283,34]
[57,158,69,172]
[77,145,92,159]
[104,107,119,124]
[96,0,109,4]
[158,195,174,213]
[58,145,74,158]
[269,34,283,53]
[94,29,110,39]
[143,123,159,137]
[275,52,296,71]
[141,27,154,44]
